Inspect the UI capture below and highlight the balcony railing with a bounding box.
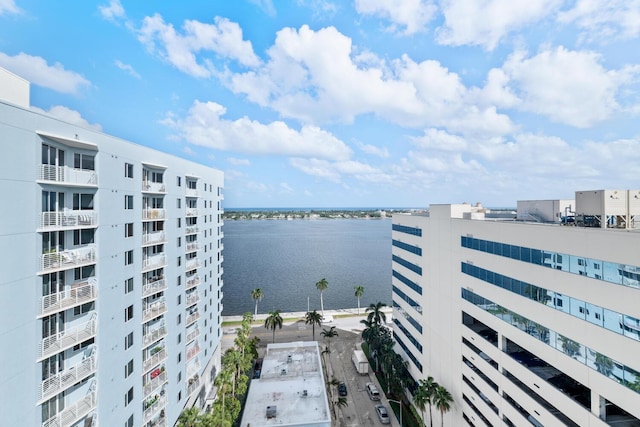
[187,376,201,397]
[142,278,167,298]
[185,188,199,198]
[41,391,96,427]
[185,327,200,343]
[143,324,167,349]
[39,317,97,360]
[185,275,200,290]
[185,258,201,271]
[39,354,97,401]
[142,231,167,246]
[39,280,97,317]
[40,245,96,273]
[185,292,200,307]
[186,208,198,217]
[143,394,167,425]
[142,181,166,193]
[148,414,167,427]
[186,345,200,362]
[143,348,167,373]
[39,165,97,186]
[185,226,199,235]
[142,255,167,271]
[185,242,200,253]
[186,311,200,326]
[142,209,166,220]
[39,211,97,230]
[143,300,167,323]
[143,371,167,398]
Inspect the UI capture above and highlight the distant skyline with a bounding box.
[1,1,639,207]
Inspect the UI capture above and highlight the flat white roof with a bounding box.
[240,341,331,427]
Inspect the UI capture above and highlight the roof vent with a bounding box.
[280,368,287,376]
[302,390,308,397]
[287,355,292,363]
[266,406,277,419]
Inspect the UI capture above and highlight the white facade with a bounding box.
[0,71,224,427]
[392,198,640,427]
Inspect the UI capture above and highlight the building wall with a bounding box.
[0,99,224,427]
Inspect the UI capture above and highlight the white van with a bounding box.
[366,382,380,400]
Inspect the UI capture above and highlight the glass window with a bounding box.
[125,250,134,265]
[125,223,134,238]
[124,332,133,349]
[125,163,133,178]
[125,195,134,210]
[74,153,95,171]
[125,305,134,322]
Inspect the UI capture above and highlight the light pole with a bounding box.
[307,296,310,313]
[388,399,402,426]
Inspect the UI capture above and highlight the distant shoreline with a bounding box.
[223,208,425,220]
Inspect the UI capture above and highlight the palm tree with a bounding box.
[433,385,453,427]
[366,302,387,326]
[250,288,264,316]
[413,385,429,425]
[264,310,283,343]
[177,407,201,427]
[418,376,438,427]
[316,278,329,315]
[320,326,339,352]
[354,285,364,314]
[360,318,378,344]
[305,310,323,340]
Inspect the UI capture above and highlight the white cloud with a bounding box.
[356,141,389,158]
[279,182,294,193]
[436,0,561,50]
[0,0,20,15]
[227,157,251,166]
[412,128,468,151]
[558,0,640,42]
[115,60,141,79]
[162,100,352,160]
[99,0,125,22]
[31,105,102,131]
[355,0,437,35]
[297,0,338,17]
[290,158,392,183]
[0,52,90,95]
[249,0,276,17]
[138,14,260,77]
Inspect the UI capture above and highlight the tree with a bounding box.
[321,326,339,352]
[332,396,348,418]
[177,407,201,427]
[316,278,328,315]
[417,376,439,427]
[413,385,429,425]
[433,385,453,427]
[264,310,283,343]
[366,302,387,326]
[250,288,264,316]
[360,318,378,344]
[305,309,323,341]
[354,286,365,315]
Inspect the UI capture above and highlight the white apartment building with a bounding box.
[392,191,640,427]
[0,67,225,427]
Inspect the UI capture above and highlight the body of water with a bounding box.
[221,219,392,315]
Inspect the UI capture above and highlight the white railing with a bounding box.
[142,181,166,193]
[186,361,201,380]
[185,258,201,271]
[185,275,200,290]
[142,231,166,246]
[186,345,200,362]
[142,278,167,298]
[186,376,201,396]
[143,300,167,323]
[143,324,167,349]
[185,292,200,307]
[39,165,97,186]
[40,245,96,272]
[186,311,200,326]
[40,318,96,359]
[185,188,199,197]
[143,371,167,398]
[41,391,97,427]
[40,211,97,230]
[142,209,166,220]
[40,354,96,401]
[185,226,199,235]
[185,242,200,252]
[186,208,198,217]
[40,281,97,317]
[143,394,167,425]
[185,327,200,343]
[142,255,166,271]
[143,348,167,373]
[149,414,167,427]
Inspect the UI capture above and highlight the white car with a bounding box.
[375,405,390,424]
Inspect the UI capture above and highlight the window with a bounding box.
[125,305,134,322]
[177,276,182,286]
[177,391,182,402]
[177,371,182,382]
[73,229,95,245]
[125,250,134,266]
[124,387,134,406]
[177,256,181,267]
[125,360,133,378]
[125,415,134,427]
[177,218,181,228]
[125,332,133,349]
[177,295,181,305]
[74,153,95,171]
[74,265,94,281]
[125,163,134,178]
[125,223,134,238]
[177,314,181,325]
[125,195,134,210]
[177,352,181,363]
[177,237,182,247]
[125,278,133,294]
[177,176,182,187]
[74,302,94,315]
[177,198,181,209]
[177,333,181,344]
[73,193,94,210]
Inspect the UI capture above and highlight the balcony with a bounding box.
[142,255,167,272]
[186,359,201,380]
[143,300,167,323]
[185,242,200,253]
[142,209,166,221]
[142,181,166,193]
[185,258,201,271]
[39,165,97,187]
[143,394,167,425]
[142,231,167,247]
[186,208,198,217]
[187,375,201,397]
[39,280,97,318]
[142,278,167,298]
[143,371,167,398]
[185,275,200,290]
[185,226,199,235]
[40,245,96,274]
[143,347,167,373]
[143,324,167,349]
[39,317,96,360]
[185,327,200,343]
[185,188,199,198]
[39,353,97,402]
[186,345,200,362]
[147,413,167,427]
[41,391,96,427]
[39,211,97,231]
[186,311,200,326]
[185,292,200,307]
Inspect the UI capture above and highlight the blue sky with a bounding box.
[1,0,639,208]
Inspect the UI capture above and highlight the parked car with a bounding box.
[366,382,380,400]
[375,405,390,424]
[338,381,347,396]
